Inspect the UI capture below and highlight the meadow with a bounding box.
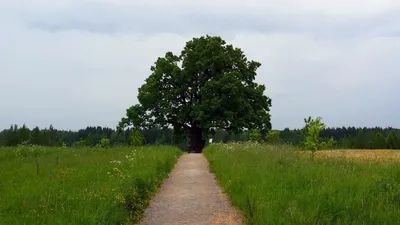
[0,145,181,225]
[204,143,400,225]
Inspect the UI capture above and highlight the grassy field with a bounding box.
[204,143,400,225]
[0,145,181,225]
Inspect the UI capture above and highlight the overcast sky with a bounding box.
[1,0,399,131]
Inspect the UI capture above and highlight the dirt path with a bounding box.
[139,153,242,225]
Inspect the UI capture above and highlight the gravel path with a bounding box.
[138,153,243,225]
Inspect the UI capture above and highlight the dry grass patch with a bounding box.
[313,150,400,162]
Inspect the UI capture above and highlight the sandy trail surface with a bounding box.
[139,153,242,225]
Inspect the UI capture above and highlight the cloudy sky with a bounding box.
[1,0,399,131]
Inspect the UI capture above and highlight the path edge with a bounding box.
[202,152,245,224]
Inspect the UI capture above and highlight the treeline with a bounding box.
[211,127,400,149]
[279,127,400,149]
[1,125,400,149]
[0,125,176,147]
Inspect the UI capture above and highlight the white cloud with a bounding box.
[96,0,400,16]
[232,33,400,129]
[0,24,191,129]
[1,0,400,130]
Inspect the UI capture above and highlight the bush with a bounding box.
[249,130,261,142]
[302,117,335,158]
[129,130,146,146]
[99,137,111,149]
[266,130,280,144]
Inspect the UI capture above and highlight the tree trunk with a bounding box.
[189,126,205,153]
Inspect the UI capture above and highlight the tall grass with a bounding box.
[0,145,181,225]
[204,143,400,225]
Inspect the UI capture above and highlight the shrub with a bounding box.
[99,137,111,149]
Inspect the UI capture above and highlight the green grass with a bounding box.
[0,145,181,225]
[204,142,400,225]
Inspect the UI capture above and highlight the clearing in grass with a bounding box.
[0,145,181,225]
[204,143,400,225]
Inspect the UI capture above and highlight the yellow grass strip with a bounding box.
[303,150,400,162]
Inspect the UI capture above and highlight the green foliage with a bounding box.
[85,133,93,146]
[119,35,272,152]
[0,146,181,224]
[386,132,400,149]
[265,130,280,144]
[118,105,145,131]
[14,145,45,158]
[204,143,400,225]
[129,130,146,146]
[302,116,334,151]
[338,136,352,148]
[56,138,63,147]
[172,124,185,144]
[371,132,386,149]
[99,137,111,148]
[320,137,336,150]
[213,130,227,143]
[75,138,87,148]
[30,127,41,145]
[249,130,262,142]
[154,136,165,145]
[355,130,367,149]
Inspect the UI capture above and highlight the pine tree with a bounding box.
[386,132,396,149]
[371,132,386,149]
[30,127,41,145]
[354,130,366,149]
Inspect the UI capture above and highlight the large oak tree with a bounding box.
[119,36,272,152]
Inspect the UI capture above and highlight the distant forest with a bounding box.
[1,124,399,150]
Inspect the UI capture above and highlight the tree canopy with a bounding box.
[119,35,272,152]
